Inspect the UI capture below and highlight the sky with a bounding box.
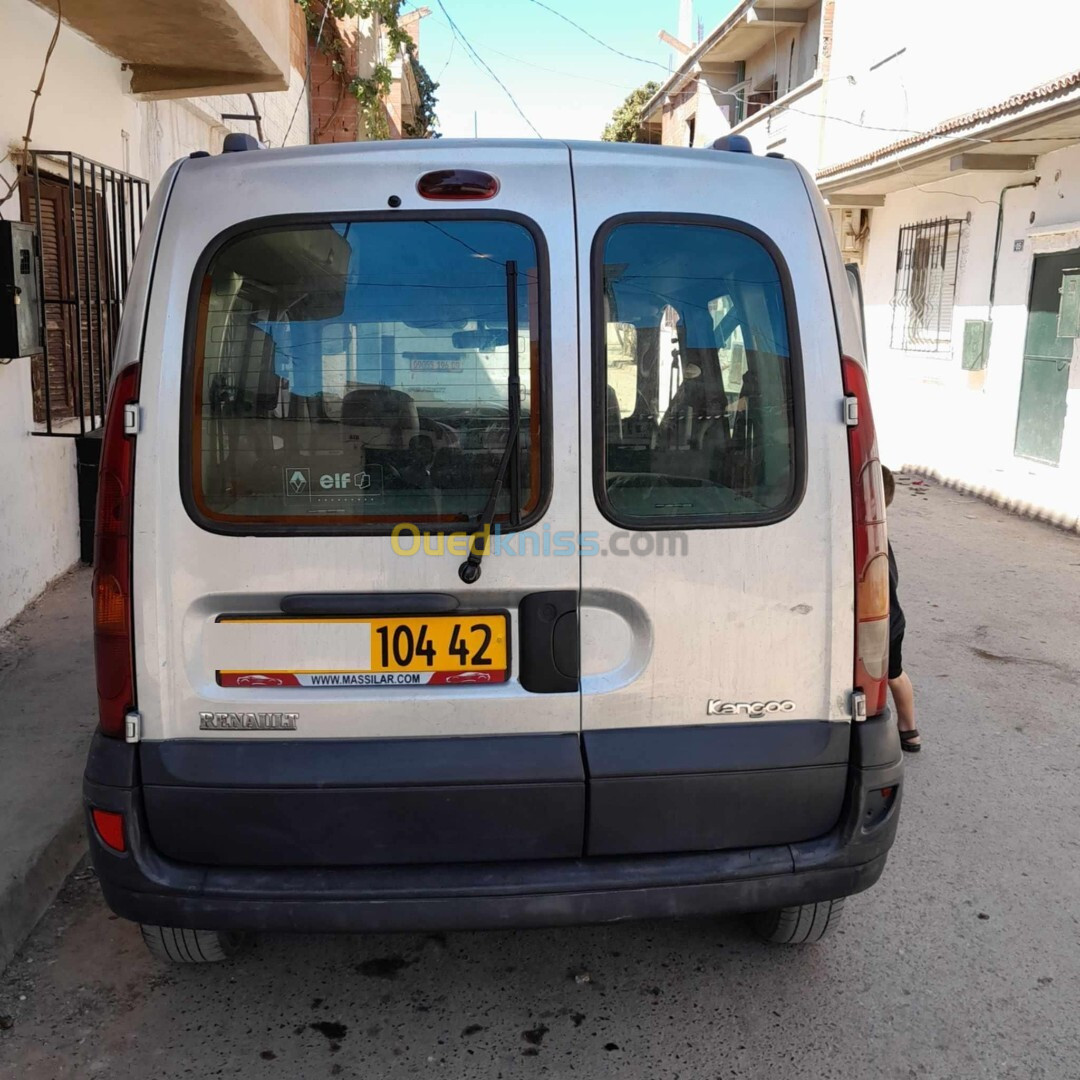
[414,0,740,141]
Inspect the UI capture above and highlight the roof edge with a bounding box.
[640,0,755,121]
[817,68,1080,182]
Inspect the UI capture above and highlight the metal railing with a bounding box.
[26,151,149,436]
[890,217,963,354]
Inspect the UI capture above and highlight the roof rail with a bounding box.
[711,135,753,154]
[222,133,261,153]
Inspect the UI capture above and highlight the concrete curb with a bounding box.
[903,465,1080,535]
[0,810,87,972]
[0,565,96,975]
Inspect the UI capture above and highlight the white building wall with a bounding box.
[825,0,1080,168]
[862,145,1080,528]
[0,0,308,625]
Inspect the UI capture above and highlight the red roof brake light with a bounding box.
[417,170,499,200]
[842,355,889,718]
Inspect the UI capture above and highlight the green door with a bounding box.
[1015,252,1079,465]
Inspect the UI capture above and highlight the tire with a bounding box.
[139,924,250,963]
[750,898,845,944]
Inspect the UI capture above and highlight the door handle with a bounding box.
[518,591,578,694]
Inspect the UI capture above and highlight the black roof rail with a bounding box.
[711,135,753,154]
[222,133,261,153]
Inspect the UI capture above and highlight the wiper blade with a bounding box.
[459,260,521,584]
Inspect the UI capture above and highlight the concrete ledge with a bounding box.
[903,464,1080,535]
[0,812,86,972]
[0,567,96,974]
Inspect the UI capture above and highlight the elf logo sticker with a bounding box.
[319,471,369,491]
[284,467,310,496]
[284,465,383,498]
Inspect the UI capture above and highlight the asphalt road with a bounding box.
[2,477,1079,1080]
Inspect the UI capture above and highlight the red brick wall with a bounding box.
[306,0,360,144]
[310,42,358,143]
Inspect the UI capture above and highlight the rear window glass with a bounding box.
[596,220,800,527]
[188,218,544,530]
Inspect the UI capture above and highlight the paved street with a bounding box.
[1,477,1079,1080]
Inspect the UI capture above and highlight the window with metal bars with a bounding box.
[19,152,148,435]
[890,218,963,353]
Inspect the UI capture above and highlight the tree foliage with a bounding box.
[601,81,661,143]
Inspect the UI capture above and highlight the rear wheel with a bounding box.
[139,924,250,963]
[750,898,845,944]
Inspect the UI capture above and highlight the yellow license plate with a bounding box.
[217,614,509,688]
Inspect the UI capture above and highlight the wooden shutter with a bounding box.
[19,175,114,426]
[21,179,75,424]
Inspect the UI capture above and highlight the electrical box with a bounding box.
[1058,269,1080,339]
[962,318,991,371]
[0,221,41,359]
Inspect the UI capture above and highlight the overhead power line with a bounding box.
[434,0,544,138]
[524,0,671,72]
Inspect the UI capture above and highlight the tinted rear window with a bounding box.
[595,219,801,527]
[187,218,545,531]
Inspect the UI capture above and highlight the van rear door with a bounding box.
[133,143,583,866]
[571,144,854,856]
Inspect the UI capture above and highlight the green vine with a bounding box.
[295,0,438,139]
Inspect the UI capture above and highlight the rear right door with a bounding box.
[571,144,855,857]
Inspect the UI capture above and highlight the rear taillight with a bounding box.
[842,355,889,717]
[93,364,140,737]
[91,808,126,852]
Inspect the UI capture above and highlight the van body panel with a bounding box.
[84,713,902,930]
[132,143,580,747]
[569,144,855,853]
[572,144,854,728]
[140,734,585,866]
[105,160,183,385]
[794,161,868,366]
[86,140,902,923]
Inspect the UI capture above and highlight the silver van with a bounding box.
[83,137,902,962]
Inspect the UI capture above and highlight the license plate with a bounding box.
[217,614,509,688]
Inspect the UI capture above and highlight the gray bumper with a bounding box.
[83,715,902,933]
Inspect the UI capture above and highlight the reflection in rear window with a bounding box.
[189,219,543,529]
[597,221,799,526]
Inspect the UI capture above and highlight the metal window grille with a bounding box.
[890,217,963,353]
[21,152,149,436]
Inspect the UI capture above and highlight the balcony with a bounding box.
[30,0,291,98]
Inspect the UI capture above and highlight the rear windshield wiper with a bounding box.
[458,260,521,584]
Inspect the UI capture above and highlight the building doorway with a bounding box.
[1014,251,1079,466]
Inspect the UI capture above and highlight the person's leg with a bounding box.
[887,631,919,749]
[889,671,920,748]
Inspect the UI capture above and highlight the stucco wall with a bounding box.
[0,0,308,625]
[825,0,1080,169]
[860,145,1080,527]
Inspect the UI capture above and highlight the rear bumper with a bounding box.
[83,716,902,933]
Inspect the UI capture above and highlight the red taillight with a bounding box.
[416,169,499,200]
[91,808,126,852]
[842,355,889,716]
[93,363,140,737]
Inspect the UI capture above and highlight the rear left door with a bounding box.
[132,142,584,867]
